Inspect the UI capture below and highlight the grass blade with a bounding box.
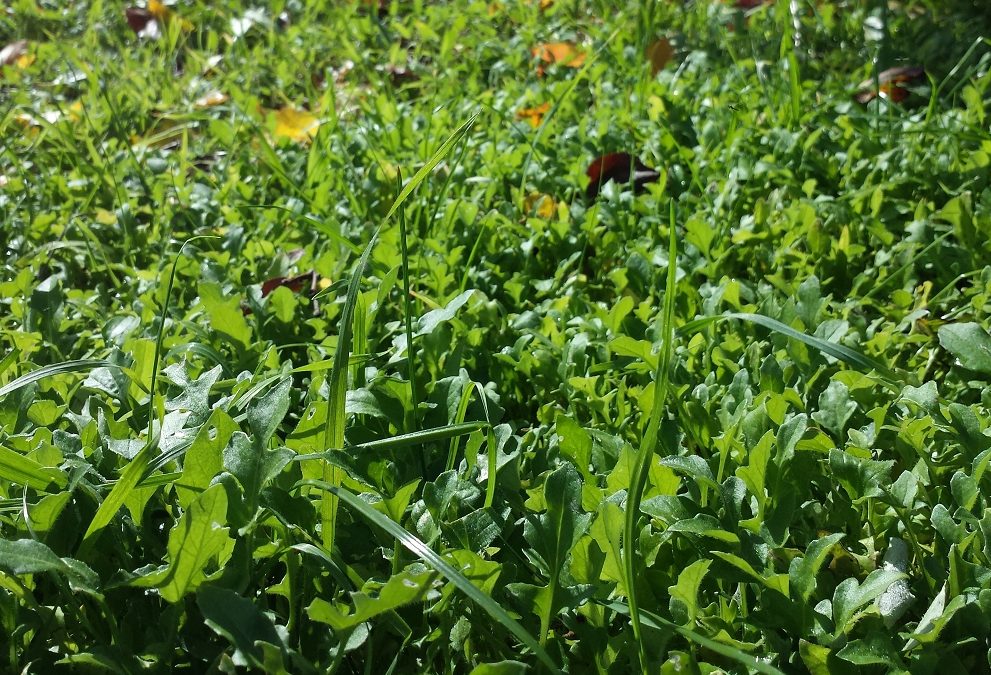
[624,201,679,671]
[297,479,560,673]
[604,600,785,675]
[295,421,487,460]
[0,359,114,399]
[383,113,477,223]
[320,229,380,550]
[677,312,898,382]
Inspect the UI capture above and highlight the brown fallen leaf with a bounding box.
[855,66,926,104]
[645,37,674,76]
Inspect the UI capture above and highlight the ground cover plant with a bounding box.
[2,0,991,672]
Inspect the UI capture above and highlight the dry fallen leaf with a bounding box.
[272,106,320,143]
[125,1,192,39]
[0,40,33,70]
[645,37,674,76]
[194,91,229,109]
[532,42,586,76]
[585,152,661,200]
[855,66,926,104]
[516,102,551,129]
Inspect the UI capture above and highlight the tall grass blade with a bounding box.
[320,230,379,550]
[623,202,679,671]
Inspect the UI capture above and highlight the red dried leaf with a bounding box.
[586,152,661,199]
[855,66,926,104]
[125,7,151,32]
[243,271,320,315]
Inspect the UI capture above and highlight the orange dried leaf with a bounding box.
[273,107,320,143]
[516,102,551,128]
[645,37,673,76]
[532,42,586,76]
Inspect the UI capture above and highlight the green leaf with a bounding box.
[590,500,625,592]
[836,630,902,667]
[307,566,435,631]
[789,533,845,603]
[831,569,906,635]
[524,463,592,577]
[199,282,252,352]
[319,229,379,550]
[247,377,292,447]
[668,559,711,625]
[468,661,529,675]
[811,380,857,437]
[606,600,786,675]
[197,585,287,670]
[0,538,100,595]
[678,313,897,381]
[0,358,114,399]
[711,551,788,596]
[938,322,991,375]
[131,483,233,602]
[383,113,477,223]
[223,432,294,511]
[175,409,239,508]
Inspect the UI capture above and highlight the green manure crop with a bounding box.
[2,0,991,672]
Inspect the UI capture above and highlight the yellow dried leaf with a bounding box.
[516,102,550,129]
[147,0,193,32]
[273,107,320,143]
[524,192,557,219]
[646,37,673,76]
[67,101,84,122]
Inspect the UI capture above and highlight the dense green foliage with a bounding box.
[2,0,991,672]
